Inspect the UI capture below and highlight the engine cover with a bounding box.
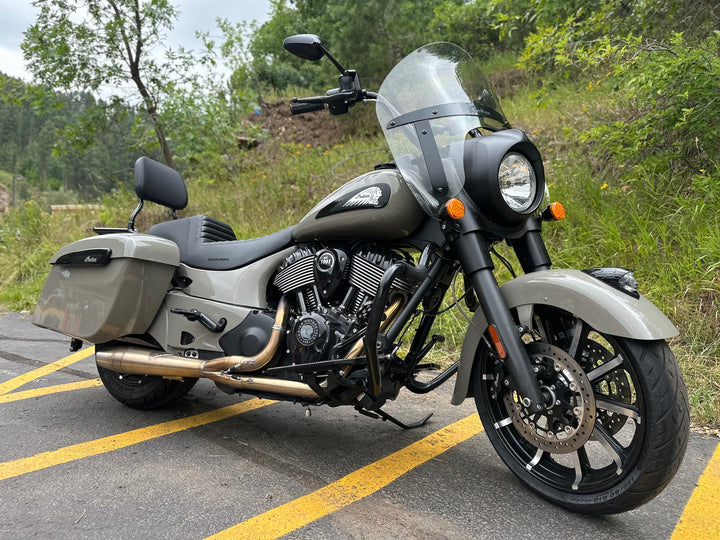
[289,308,354,364]
[314,248,348,300]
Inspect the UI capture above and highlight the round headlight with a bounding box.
[498,152,537,213]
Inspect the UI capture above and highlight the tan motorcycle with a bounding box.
[33,35,689,514]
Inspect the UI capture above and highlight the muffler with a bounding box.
[95,346,319,399]
[95,297,318,399]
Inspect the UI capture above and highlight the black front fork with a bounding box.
[452,218,551,412]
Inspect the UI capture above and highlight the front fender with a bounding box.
[450,269,678,405]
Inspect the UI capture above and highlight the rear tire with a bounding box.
[473,306,689,514]
[97,365,197,410]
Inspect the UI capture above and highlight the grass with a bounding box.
[1,74,717,425]
[500,78,720,425]
[0,169,13,184]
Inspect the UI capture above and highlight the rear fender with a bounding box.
[450,269,678,405]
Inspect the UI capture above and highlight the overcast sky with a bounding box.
[0,0,272,82]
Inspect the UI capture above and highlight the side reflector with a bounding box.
[541,201,566,221]
[488,325,507,359]
[445,198,465,220]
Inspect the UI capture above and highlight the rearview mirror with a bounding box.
[283,34,325,61]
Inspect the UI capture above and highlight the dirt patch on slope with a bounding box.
[487,67,528,100]
[253,101,346,146]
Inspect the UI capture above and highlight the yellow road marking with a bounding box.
[0,346,95,396]
[0,379,103,404]
[672,441,720,539]
[207,413,484,540]
[0,398,273,482]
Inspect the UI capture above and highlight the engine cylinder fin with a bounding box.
[274,253,315,293]
[301,287,319,312]
[349,253,415,296]
[350,291,367,314]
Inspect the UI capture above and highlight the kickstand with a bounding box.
[356,407,433,430]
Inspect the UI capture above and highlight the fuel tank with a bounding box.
[294,168,424,242]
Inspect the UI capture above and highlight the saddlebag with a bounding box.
[32,233,179,343]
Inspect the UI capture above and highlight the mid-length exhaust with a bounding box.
[95,297,319,399]
[95,346,319,399]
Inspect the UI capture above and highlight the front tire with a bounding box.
[473,306,689,514]
[97,365,198,410]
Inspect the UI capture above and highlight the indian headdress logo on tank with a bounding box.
[342,186,383,208]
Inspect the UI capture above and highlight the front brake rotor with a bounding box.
[503,342,596,454]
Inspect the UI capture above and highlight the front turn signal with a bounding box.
[541,201,566,222]
[445,198,465,220]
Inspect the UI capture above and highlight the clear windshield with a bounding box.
[376,42,509,215]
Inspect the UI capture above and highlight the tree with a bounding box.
[246,0,441,92]
[22,0,193,169]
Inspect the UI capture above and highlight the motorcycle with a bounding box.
[32,34,689,514]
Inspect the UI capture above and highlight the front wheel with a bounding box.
[473,306,689,514]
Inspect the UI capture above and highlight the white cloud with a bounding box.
[0,1,272,82]
[0,45,32,81]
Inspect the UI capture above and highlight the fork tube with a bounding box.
[454,230,546,411]
[510,217,552,273]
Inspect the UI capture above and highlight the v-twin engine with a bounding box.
[273,245,414,365]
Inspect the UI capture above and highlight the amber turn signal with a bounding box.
[445,198,466,220]
[541,201,566,221]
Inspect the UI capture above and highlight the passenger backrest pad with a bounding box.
[134,157,188,210]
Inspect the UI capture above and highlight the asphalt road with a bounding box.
[1,311,718,539]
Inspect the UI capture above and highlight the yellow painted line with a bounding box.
[0,398,273,482]
[0,346,95,396]
[0,379,103,404]
[672,441,720,539]
[207,413,484,540]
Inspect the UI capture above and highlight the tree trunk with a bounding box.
[131,80,175,170]
[114,0,177,170]
[148,108,175,170]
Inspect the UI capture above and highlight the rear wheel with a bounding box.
[473,305,689,514]
[97,365,197,410]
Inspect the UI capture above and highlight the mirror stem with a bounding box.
[319,45,348,75]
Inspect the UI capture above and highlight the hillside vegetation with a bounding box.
[1,0,718,425]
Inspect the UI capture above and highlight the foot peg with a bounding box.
[170,308,227,333]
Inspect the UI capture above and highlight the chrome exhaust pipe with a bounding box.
[95,346,319,399]
[201,297,290,373]
[95,297,318,399]
[96,297,290,378]
[95,346,205,378]
[204,372,318,399]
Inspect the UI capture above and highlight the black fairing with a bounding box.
[134,157,188,210]
[463,129,545,227]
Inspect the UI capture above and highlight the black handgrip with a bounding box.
[290,102,325,115]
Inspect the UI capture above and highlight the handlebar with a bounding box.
[290,88,377,116]
[290,101,326,115]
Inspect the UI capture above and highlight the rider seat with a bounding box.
[149,215,294,271]
[95,157,295,270]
